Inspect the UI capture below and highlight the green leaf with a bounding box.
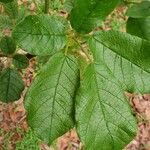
[126,17,150,41]
[64,0,75,13]
[4,0,18,19]
[0,68,24,103]
[13,15,67,56]
[70,0,120,33]
[89,31,150,74]
[25,52,79,144]
[76,64,137,150]
[0,15,13,29]
[0,0,13,3]
[75,31,150,150]
[13,54,29,69]
[0,36,16,55]
[126,1,150,18]
[16,5,30,24]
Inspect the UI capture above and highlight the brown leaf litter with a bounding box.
[125,93,150,150]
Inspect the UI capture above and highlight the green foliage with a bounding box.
[13,15,67,56]
[0,0,150,149]
[126,1,150,40]
[25,52,79,144]
[76,63,137,150]
[89,31,150,74]
[13,54,29,69]
[75,31,150,149]
[64,0,74,13]
[15,129,40,150]
[4,0,18,19]
[70,0,120,33]
[127,17,150,40]
[126,1,150,18]
[0,68,24,102]
[0,15,13,29]
[0,36,16,55]
[0,0,13,3]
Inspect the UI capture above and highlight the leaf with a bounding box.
[4,0,18,19]
[25,52,79,144]
[64,0,75,13]
[13,54,29,69]
[16,5,30,24]
[70,0,120,33]
[75,31,150,150]
[89,31,150,74]
[126,17,150,41]
[0,36,16,55]
[13,15,67,56]
[0,15,13,29]
[126,1,150,18]
[0,68,24,103]
[76,64,137,150]
[0,0,13,3]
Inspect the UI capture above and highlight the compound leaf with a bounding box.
[75,31,150,150]
[0,68,24,103]
[126,17,150,41]
[126,1,150,18]
[13,54,29,69]
[13,15,67,56]
[70,0,120,33]
[25,52,79,144]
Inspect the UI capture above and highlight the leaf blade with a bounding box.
[126,1,150,18]
[89,31,150,74]
[76,63,137,150]
[70,0,120,33]
[126,17,150,41]
[0,36,16,55]
[13,15,67,56]
[25,52,79,144]
[13,54,29,69]
[0,68,24,102]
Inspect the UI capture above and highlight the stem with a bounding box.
[6,57,12,68]
[44,0,50,14]
[73,38,92,62]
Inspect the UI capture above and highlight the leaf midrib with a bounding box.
[49,56,66,140]
[6,69,11,102]
[14,32,65,36]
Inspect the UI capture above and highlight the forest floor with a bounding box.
[0,1,150,150]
